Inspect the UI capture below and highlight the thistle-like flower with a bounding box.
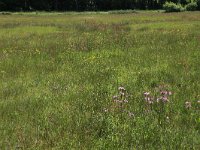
[162,96,169,103]
[118,86,126,96]
[118,86,126,92]
[144,92,154,104]
[160,91,168,95]
[160,90,172,96]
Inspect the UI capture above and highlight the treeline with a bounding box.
[0,0,199,11]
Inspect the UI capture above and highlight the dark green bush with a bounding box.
[186,2,198,11]
[197,0,200,10]
[0,2,6,11]
[163,2,185,12]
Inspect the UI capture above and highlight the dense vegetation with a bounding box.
[0,0,200,11]
[0,11,200,149]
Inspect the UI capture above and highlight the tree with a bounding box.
[0,0,199,11]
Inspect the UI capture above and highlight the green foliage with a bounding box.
[197,0,200,10]
[186,2,198,11]
[0,0,199,11]
[163,2,185,12]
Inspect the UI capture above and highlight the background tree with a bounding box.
[0,0,200,11]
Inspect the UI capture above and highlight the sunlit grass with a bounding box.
[0,11,200,149]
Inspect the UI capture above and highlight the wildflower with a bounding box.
[160,90,168,95]
[118,86,126,92]
[144,92,150,97]
[144,92,155,104]
[113,100,123,103]
[197,100,200,104]
[112,95,118,100]
[145,97,151,101]
[120,92,125,96]
[160,90,172,96]
[162,96,169,103]
[124,99,128,103]
[147,100,154,104]
[168,91,172,95]
[185,101,192,109]
[144,96,154,104]
[157,96,169,103]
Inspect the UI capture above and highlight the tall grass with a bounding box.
[0,11,200,149]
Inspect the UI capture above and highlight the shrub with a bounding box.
[186,2,198,11]
[163,2,185,12]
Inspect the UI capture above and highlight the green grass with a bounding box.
[0,11,200,149]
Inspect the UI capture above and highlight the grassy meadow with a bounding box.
[0,11,200,149]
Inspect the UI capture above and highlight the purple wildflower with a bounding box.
[160,90,172,96]
[160,90,168,95]
[157,96,169,103]
[144,92,150,97]
[162,96,169,103]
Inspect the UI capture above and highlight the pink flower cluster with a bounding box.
[144,90,172,104]
[112,86,128,104]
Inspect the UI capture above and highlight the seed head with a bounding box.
[185,101,192,109]
[118,86,126,92]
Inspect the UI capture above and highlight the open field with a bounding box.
[0,11,200,149]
